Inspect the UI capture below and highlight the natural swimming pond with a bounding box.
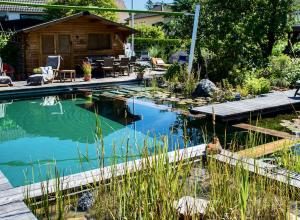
[0,84,269,186]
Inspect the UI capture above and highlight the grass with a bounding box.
[23,117,300,219]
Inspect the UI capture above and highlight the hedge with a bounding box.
[131,38,186,54]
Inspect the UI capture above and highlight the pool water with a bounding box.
[0,86,216,186]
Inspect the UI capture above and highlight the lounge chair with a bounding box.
[27,55,61,85]
[151,58,171,70]
[0,57,13,87]
[295,80,300,97]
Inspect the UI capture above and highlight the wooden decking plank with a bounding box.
[0,171,37,220]
[192,90,300,120]
[233,123,294,139]
[237,139,295,158]
[211,150,300,189]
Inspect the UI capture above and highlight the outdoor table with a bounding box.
[58,70,76,82]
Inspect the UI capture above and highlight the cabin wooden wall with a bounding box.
[22,16,130,74]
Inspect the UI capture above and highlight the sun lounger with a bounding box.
[27,55,61,85]
[151,57,171,70]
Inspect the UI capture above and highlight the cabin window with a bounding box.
[42,35,55,54]
[88,34,111,50]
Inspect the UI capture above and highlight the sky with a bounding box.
[124,0,174,10]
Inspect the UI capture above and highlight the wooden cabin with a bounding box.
[15,11,134,74]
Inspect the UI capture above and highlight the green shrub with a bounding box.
[0,32,19,68]
[236,85,249,97]
[134,25,165,39]
[270,78,290,88]
[165,63,187,82]
[268,54,292,78]
[133,38,184,59]
[244,77,270,95]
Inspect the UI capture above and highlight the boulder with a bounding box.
[77,191,94,212]
[193,79,217,97]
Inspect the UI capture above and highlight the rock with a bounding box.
[77,191,94,212]
[174,196,208,216]
[235,93,241,101]
[193,79,217,97]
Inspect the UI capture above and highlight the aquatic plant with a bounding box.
[24,117,300,219]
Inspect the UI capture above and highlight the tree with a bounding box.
[135,25,165,39]
[164,0,295,82]
[145,0,154,10]
[44,0,117,21]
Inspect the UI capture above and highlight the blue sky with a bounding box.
[124,0,174,10]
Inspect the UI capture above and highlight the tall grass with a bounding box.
[24,119,300,219]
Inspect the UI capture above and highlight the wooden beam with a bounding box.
[233,123,294,139]
[237,139,296,158]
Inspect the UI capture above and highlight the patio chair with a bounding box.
[129,56,137,73]
[102,58,115,77]
[117,58,130,76]
[0,57,13,87]
[27,55,62,85]
[140,51,150,61]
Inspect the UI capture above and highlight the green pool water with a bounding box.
[0,86,215,187]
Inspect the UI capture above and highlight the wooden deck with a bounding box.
[211,149,300,189]
[192,90,300,121]
[0,171,36,220]
[0,70,165,99]
[233,123,295,139]
[237,139,296,158]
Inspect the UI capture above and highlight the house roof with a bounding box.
[0,0,47,13]
[18,11,135,33]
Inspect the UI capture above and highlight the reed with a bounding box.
[24,118,300,219]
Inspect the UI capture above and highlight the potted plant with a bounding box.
[136,63,148,80]
[82,62,92,81]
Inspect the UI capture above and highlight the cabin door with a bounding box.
[41,34,72,69]
[57,34,72,69]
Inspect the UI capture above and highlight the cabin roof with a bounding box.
[18,11,135,33]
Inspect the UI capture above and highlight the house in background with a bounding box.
[0,0,46,21]
[0,0,129,23]
[12,11,134,74]
[126,3,173,26]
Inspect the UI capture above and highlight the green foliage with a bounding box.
[244,76,271,95]
[270,78,290,88]
[148,46,162,58]
[134,38,184,58]
[0,32,19,68]
[165,63,185,82]
[44,0,117,21]
[135,25,165,39]
[236,85,249,97]
[166,0,295,80]
[145,0,154,10]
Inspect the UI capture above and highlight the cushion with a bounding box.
[296,80,300,87]
[156,59,165,65]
